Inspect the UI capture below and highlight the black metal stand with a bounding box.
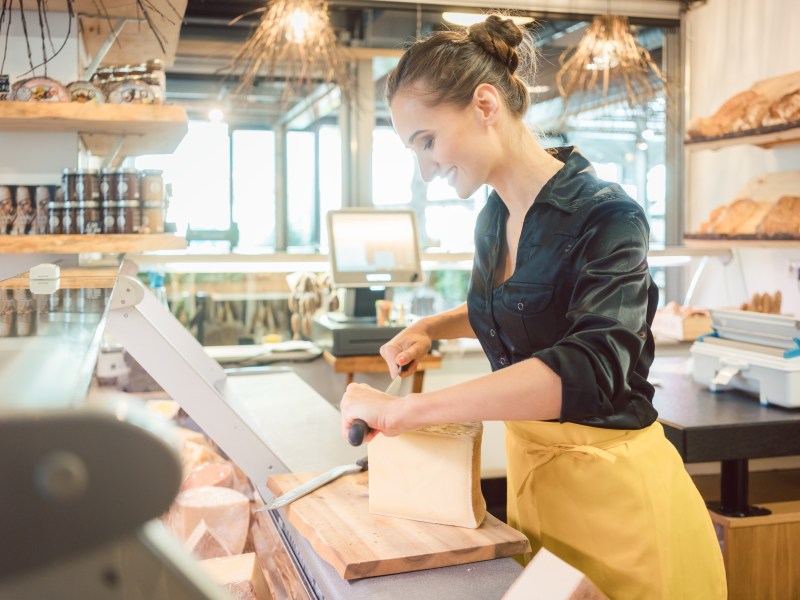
[706,458,771,518]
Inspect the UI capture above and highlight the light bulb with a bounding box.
[286,9,311,43]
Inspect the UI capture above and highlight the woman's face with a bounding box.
[390,88,495,199]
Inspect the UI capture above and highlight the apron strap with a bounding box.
[516,441,618,499]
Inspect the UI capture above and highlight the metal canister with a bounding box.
[62,168,100,203]
[103,201,140,234]
[76,202,102,234]
[61,202,77,234]
[114,168,140,201]
[100,168,115,203]
[48,202,65,234]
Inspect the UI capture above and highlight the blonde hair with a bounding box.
[385,15,537,119]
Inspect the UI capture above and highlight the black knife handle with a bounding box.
[348,419,369,446]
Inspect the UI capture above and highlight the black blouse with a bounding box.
[467,146,659,430]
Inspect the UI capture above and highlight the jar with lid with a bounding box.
[100,168,114,203]
[62,168,100,203]
[141,202,165,233]
[48,201,65,234]
[76,202,102,234]
[114,168,140,201]
[140,170,164,203]
[103,201,140,234]
[146,59,166,97]
[61,202,77,234]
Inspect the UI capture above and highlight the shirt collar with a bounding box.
[532,146,597,214]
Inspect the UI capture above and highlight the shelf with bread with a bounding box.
[0,102,188,157]
[686,71,800,151]
[684,171,800,248]
[684,120,800,152]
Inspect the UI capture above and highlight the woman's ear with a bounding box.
[473,83,501,124]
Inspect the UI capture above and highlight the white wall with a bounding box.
[0,11,79,184]
[685,0,800,316]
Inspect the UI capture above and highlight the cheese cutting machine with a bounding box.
[691,308,800,407]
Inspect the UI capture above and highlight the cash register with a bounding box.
[312,209,424,356]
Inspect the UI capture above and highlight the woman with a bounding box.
[339,15,726,599]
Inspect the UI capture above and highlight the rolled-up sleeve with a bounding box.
[533,204,653,424]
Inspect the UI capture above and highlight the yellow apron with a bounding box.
[505,420,727,599]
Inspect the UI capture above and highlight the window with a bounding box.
[232,129,276,248]
[372,128,414,206]
[286,130,316,248]
[136,121,231,235]
[318,125,342,249]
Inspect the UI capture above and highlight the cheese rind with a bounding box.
[200,553,273,600]
[173,486,250,555]
[368,422,486,528]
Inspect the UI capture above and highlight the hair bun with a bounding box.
[468,15,524,73]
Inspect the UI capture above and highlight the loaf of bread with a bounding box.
[699,198,774,235]
[755,195,800,236]
[687,90,770,138]
[729,199,773,234]
[763,91,800,126]
[688,71,800,138]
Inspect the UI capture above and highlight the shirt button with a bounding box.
[499,357,509,366]
[489,329,496,337]
[517,302,524,311]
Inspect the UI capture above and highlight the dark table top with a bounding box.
[651,356,800,463]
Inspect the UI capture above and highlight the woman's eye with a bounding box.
[423,137,434,150]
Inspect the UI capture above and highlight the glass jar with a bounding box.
[141,202,165,233]
[140,170,164,203]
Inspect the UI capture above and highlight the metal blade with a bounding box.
[256,461,365,512]
[384,373,402,396]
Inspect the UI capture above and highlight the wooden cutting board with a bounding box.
[267,471,530,580]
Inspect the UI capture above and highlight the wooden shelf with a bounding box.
[0,234,186,254]
[683,238,800,249]
[0,102,188,156]
[685,121,800,151]
[47,0,188,67]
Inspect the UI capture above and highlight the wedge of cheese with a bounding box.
[181,462,235,492]
[180,440,225,478]
[173,486,250,554]
[502,548,608,600]
[200,553,273,600]
[368,422,486,528]
[185,520,232,560]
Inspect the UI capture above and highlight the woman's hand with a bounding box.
[379,324,432,377]
[340,383,410,443]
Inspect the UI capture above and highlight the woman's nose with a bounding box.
[418,157,438,183]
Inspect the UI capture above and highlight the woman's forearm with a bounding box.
[389,357,562,432]
[415,302,475,340]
